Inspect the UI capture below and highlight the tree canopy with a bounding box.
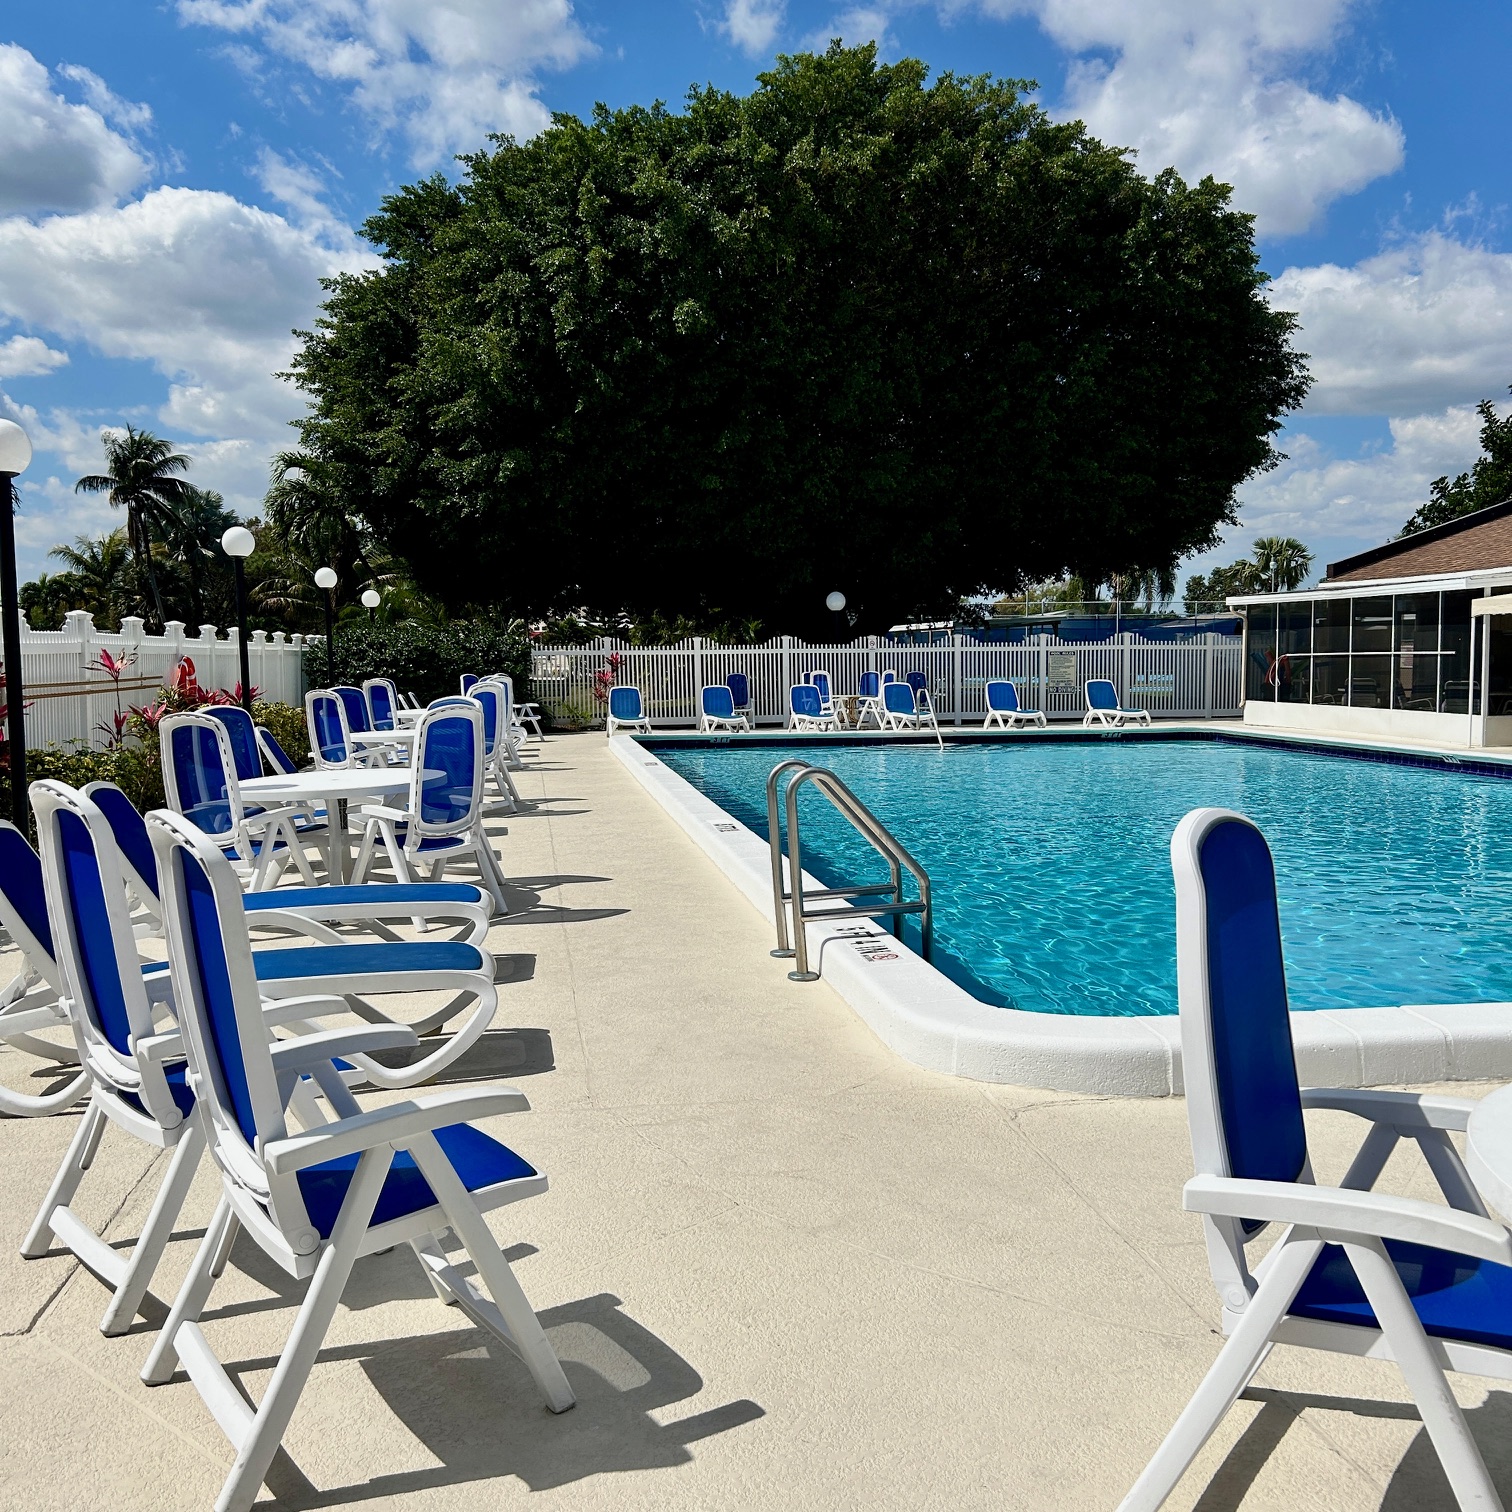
[289,43,1310,637]
[1400,389,1512,537]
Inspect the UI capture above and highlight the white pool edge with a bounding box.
[610,735,1512,1096]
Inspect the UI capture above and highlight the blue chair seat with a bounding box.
[120,1060,195,1119]
[243,882,485,913]
[296,1123,536,1238]
[250,940,487,982]
[1292,1239,1512,1351]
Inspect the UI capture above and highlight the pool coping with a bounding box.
[608,727,1512,1096]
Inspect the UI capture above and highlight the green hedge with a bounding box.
[324,620,531,706]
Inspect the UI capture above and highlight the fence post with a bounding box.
[952,635,963,724]
[693,637,704,720]
[782,636,793,720]
[1204,634,1216,720]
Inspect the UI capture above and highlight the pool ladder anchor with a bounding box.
[766,759,932,983]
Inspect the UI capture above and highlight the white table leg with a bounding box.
[323,792,349,884]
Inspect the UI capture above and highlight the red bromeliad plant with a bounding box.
[90,646,139,748]
[590,652,623,708]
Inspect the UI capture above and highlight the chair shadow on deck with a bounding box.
[497,874,627,926]
[1187,1386,1512,1511]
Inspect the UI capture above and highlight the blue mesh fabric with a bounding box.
[170,723,234,835]
[858,672,879,698]
[473,688,501,751]
[206,707,261,781]
[726,673,749,706]
[905,672,927,694]
[882,683,914,716]
[311,696,347,764]
[1087,680,1119,710]
[986,681,1014,711]
[608,686,642,722]
[0,825,54,958]
[178,849,257,1141]
[791,685,822,717]
[56,810,133,1055]
[257,727,297,774]
[703,686,735,719]
[368,683,395,730]
[335,687,370,734]
[460,675,479,694]
[243,882,482,912]
[1199,819,1307,1186]
[87,785,159,900]
[418,716,477,827]
[250,940,485,981]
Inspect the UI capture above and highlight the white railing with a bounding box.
[11,610,309,750]
[531,634,1244,727]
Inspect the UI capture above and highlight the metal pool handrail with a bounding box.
[765,760,932,982]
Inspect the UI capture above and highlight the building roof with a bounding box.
[1325,498,1512,582]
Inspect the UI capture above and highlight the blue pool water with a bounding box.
[655,736,1512,1016]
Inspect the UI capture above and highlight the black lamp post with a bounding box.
[315,567,337,684]
[361,588,380,621]
[221,525,256,713]
[0,419,33,829]
[826,589,847,641]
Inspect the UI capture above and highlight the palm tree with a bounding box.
[1251,536,1314,593]
[159,485,239,624]
[74,426,195,630]
[47,528,135,628]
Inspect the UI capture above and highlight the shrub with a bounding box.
[252,699,311,766]
[325,619,531,706]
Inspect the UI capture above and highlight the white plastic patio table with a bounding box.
[351,728,417,747]
[241,768,410,884]
[1463,1084,1512,1220]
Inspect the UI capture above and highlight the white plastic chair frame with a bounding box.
[488,673,538,751]
[982,679,1048,730]
[878,682,943,746]
[352,701,511,916]
[162,714,319,891]
[143,808,573,1512]
[1083,678,1152,727]
[470,682,524,812]
[698,685,751,734]
[1119,807,1512,1512]
[605,685,652,737]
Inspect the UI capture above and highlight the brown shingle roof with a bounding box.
[1326,499,1512,581]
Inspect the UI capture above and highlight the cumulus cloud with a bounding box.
[176,0,594,165]
[954,0,1403,236]
[803,6,893,49]
[1272,232,1512,417]
[0,335,69,380]
[0,44,149,215]
[721,0,787,54]
[56,63,154,133]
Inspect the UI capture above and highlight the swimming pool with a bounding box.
[654,735,1512,1017]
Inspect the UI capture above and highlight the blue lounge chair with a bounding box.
[142,805,573,1512]
[606,684,652,736]
[855,670,883,730]
[1084,678,1151,727]
[725,672,752,720]
[805,669,845,725]
[699,684,750,733]
[789,683,838,732]
[363,677,399,731]
[983,679,1047,730]
[879,681,942,744]
[1119,808,1512,1510]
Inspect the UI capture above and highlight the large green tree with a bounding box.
[288,44,1309,637]
[1400,389,1512,537]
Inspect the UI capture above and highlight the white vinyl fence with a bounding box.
[9,610,309,751]
[531,633,1244,727]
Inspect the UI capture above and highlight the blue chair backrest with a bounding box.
[418,713,480,827]
[883,682,915,716]
[168,721,234,835]
[334,685,370,733]
[0,822,55,963]
[726,673,749,707]
[987,680,1019,712]
[791,685,822,718]
[257,726,298,775]
[811,671,832,702]
[206,706,261,782]
[85,783,159,901]
[310,693,348,764]
[858,671,880,698]
[1087,679,1119,710]
[366,681,395,730]
[460,674,479,694]
[51,806,135,1055]
[905,671,927,695]
[609,686,643,722]
[1196,816,1306,1186]
[881,669,898,684]
[472,685,502,752]
[702,685,735,720]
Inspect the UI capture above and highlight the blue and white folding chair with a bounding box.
[699,684,750,733]
[606,684,652,736]
[352,702,511,915]
[255,723,299,776]
[363,677,399,731]
[460,673,480,694]
[726,672,752,722]
[879,681,942,745]
[1084,678,1151,727]
[789,683,839,732]
[489,672,541,744]
[205,705,263,782]
[806,669,847,726]
[163,714,320,890]
[983,679,1047,729]
[471,683,523,813]
[855,671,884,730]
[334,684,370,735]
[1120,808,1512,1511]
[477,675,529,770]
[306,689,356,770]
[143,807,573,1512]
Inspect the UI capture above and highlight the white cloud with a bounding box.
[55,63,154,133]
[0,336,68,380]
[1272,232,1512,416]
[12,473,121,561]
[958,0,1402,236]
[804,6,893,49]
[721,0,786,54]
[0,44,148,215]
[176,0,595,166]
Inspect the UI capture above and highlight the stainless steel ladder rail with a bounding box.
[766,760,932,982]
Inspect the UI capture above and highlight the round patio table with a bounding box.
[1463,1084,1512,1220]
[242,768,411,884]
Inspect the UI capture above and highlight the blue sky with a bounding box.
[3,1,1511,590]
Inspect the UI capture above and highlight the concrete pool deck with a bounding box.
[2,731,1510,1509]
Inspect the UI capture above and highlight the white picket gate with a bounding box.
[530,633,1243,727]
[9,610,309,750]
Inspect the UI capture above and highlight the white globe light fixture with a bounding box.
[314,567,338,683]
[220,525,255,558]
[825,591,846,613]
[361,589,381,610]
[314,566,338,590]
[0,419,33,825]
[221,526,257,711]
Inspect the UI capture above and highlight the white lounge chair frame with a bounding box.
[982,679,1047,729]
[698,684,751,733]
[1083,678,1151,727]
[606,685,652,736]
